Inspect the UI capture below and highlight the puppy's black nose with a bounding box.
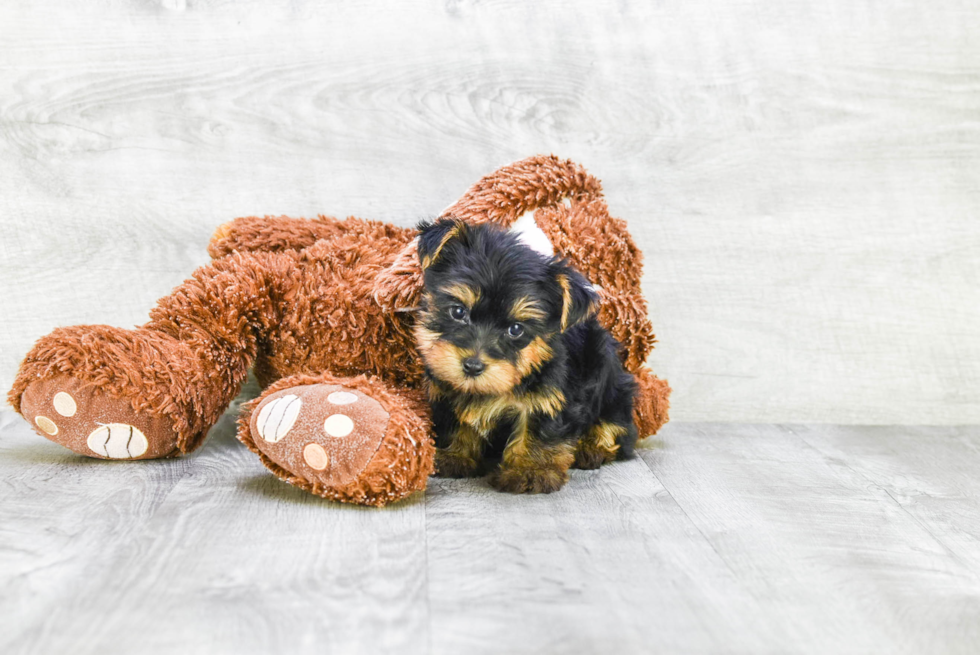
[462,357,486,377]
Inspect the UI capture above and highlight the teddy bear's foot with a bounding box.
[247,383,389,486]
[239,373,434,506]
[18,375,180,460]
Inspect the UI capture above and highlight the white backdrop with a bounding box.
[1,0,978,424]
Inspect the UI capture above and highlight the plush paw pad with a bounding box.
[248,384,391,488]
[255,394,302,443]
[86,424,150,459]
[18,376,178,459]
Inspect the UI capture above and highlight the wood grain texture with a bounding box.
[0,388,429,655]
[4,412,980,653]
[1,0,979,423]
[425,460,781,654]
[640,423,980,654]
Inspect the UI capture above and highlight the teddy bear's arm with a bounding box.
[239,372,434,507]
[443,154,603,226]
[207,215,353,259]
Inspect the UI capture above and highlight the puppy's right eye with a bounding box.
[449,305,468,322]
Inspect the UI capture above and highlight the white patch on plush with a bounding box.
[53,391,77,417]
[303,443,329,470]
[257,394,302,443]
[324,414,354,438]
[328,391,358,405]
[510,211,555,258]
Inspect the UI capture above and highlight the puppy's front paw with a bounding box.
[434,449,481,478]
[489,465,568,494]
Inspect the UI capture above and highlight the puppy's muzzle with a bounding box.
[462,357,486,377]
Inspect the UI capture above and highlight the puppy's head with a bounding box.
[414,217,599,395]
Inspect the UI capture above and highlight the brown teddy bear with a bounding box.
[8,156,670,506]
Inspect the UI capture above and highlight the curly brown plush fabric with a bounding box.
[9,155,669,506]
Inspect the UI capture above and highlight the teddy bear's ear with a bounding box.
[371,218,469,312]
[416,217,468,271]
[548,259,601,332]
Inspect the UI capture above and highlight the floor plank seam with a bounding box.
[636,445,743,582]
[786,425,980,579]
[954,429,980,460]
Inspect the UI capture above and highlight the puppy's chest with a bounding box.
[454,387,565,435]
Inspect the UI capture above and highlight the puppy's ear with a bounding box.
[416,217,467,270]
[549,260,601,332]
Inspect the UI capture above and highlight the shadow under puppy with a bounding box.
[415,217,638,494]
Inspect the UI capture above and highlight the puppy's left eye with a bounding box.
[449,305,468,322]
[507,323,524,339]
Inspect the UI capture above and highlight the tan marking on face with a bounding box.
[476,359,521,394]
[427,341,519,395]
[440,283,481,308]
[516,336,554,377]
[416,323,520,395]
[414,323,439,351]
[419,340,470,387]
[510,296,547,322]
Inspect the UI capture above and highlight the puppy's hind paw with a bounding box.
[573,441,617,470]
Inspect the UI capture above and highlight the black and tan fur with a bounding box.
[415,218,638,494]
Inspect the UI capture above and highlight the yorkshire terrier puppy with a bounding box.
[415,217,638,494]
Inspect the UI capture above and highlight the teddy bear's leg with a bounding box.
[12,328,202,459]
[9,251,288,460]
[633,366,671,439]
[238,372,434,507]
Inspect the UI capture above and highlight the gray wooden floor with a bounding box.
[2,399,978,654]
